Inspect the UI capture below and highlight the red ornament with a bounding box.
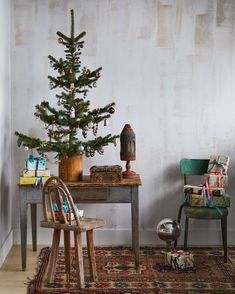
[34,111,40,118]
[109,107,115,114]
[96,72,101,78]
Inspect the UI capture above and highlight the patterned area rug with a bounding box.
[27,246,235,294]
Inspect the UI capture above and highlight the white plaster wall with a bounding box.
[0,0,12,266]
[12,0,235,246]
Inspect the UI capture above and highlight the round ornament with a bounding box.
[34,111,40,118]
[70,107,75,118]
[58,114,65,120]
[156,218,181,251]
[77,143,84,154]
[24,146,29,151]
[98,148,104,155]
[88,122,92,129]
[109,107,115,114]
[64,134,70,142]
[58,37,63,44]
[49,81,54,90]
[40,142,47,149]
[104,118,108,126]
[82,130,87,138]
[96,72,101,78]
[17,138,22,147]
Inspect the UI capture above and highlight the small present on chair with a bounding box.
[207,155,230,175]
[184,185,225,197]
[204,173,228,188]
[166,250,194,270]
[53,201,84,221]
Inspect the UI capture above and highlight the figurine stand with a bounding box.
[122,160,137,179]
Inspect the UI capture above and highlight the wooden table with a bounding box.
[19,175,142,271]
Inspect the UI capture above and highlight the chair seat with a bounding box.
[184,207,228,219]
[41,217,106,232]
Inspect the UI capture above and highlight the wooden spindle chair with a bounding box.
[40,176,105,288]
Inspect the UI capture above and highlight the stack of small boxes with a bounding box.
[19,155,50,187]
[184,155,230,208]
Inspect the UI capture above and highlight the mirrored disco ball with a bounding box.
[156,218,181,243]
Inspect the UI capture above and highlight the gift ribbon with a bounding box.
[168,250,192,270]
[208,158,227,174]
[35,176,45,188]
[53,201,80,217]
[208,172,222,188]
[26,155,45,170]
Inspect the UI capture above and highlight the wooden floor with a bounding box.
[0,245,45,294]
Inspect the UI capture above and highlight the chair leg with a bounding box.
[86,230,97,281]
[47,229,61,284]
[174,203,185,248]
[74,231,85,288]
[184,216,189,251]
[221,216,227,263]
[64,230,71,281]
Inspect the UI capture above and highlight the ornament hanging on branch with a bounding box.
[70,107,75,118]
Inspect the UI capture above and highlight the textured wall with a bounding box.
[12,0,235,246]
[0,0,12,266]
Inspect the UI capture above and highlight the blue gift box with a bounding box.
[25,155,46,171]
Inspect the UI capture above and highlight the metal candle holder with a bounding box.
[120,124,137,178]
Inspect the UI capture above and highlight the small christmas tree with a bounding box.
[15,9,119,159]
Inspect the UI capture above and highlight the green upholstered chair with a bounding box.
[174,159,229,262]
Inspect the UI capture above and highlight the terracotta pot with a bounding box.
[59,155,83,182]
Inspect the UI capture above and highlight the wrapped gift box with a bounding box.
[23,168,50,177]
[54,209,84,222]
[53,202,84,221]
[207,155,229,175]
[204,173,228,188]
[19,176,50,186]
[184,185,225,196]
[213,194,230,207]
[90,165,122,183]
[185,193,230,208]
[185,193,205,207]
[25,155,46,171]
[166,250,194,270]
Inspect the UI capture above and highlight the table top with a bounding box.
[18,175,142,188]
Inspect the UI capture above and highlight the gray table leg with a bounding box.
[31,204,37,251]
[20,196,27,271]
[131,186,139,271]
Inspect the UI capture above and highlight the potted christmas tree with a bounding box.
[15,9,119,182]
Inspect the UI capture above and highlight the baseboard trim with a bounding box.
[0,230,13,267]
[13,227,235,247]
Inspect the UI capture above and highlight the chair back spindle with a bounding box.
[42,176,80,226]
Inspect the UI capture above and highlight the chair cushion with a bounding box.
[184,207,228,219]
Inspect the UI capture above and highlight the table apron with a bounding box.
[21,186,134,204]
